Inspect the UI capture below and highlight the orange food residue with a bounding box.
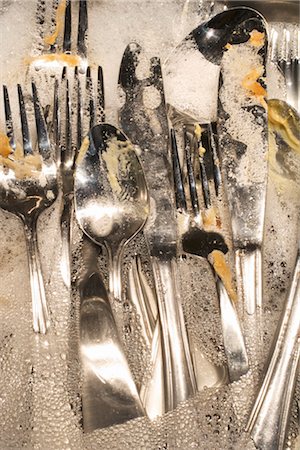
[0,133,13,158]
[242,67,267,108]
[210,250,237,303]
[25,53,82,68]
[249,30,265,47]
[44,0,67,46]
[0,132,43,179]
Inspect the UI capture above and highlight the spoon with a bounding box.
[74,123,149,304]
[74,123,149,427]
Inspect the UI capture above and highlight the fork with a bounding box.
[55,64,104,287]
[170,120,249,382]
[269,23,299,113]
[0,83,58,333]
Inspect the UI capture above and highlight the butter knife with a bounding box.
[119,43,197,412]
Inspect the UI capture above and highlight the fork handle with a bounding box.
[24,221,50,334]
[246,252,300,450]
[60,196,73,288]
[235,248,262,316]
[152,256,197,411]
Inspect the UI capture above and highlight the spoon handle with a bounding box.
[107,246,123,303]
[152,256,197,411]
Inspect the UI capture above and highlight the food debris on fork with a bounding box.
[26,0,88,71]
[170,115,249,381]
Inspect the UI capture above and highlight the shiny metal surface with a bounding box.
[163,8,268,320]
[246,249,300,450]
[170,114,249,383]
[0,83,58,333]
[79,239,144,431]
[246,102,300,450]
[74,123,148,427]
[119,43,197,412]
[74,123,149,303]
[127,256,165,419]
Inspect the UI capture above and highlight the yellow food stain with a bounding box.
[0,133,13,158]
[242,67,267,108]
[202,206,221,229]
[25,53,81,68]
[194,123,202,141]
[0,132,43,179]
[210,250,237,303]
[198,145,206,157]
[268,100,300,191]
[249,30,265,47]
[268,101,300,154]
[44,0,67,46]
[225,43,232,50]
[76,136,90,166]
[102,138,132,195]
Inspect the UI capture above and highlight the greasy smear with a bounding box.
[210,250,237,303]
[44,0,67,46]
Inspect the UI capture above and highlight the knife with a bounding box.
[79,237,144,432]
[119,42,197,412]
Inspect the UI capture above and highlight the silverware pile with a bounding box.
[0,1,299,449]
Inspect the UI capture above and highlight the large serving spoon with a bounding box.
[75,123,149,304]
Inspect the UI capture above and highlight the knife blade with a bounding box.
[119,43,197,412]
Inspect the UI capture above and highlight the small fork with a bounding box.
[170,120,249,382]
[54,64,105,287]
[269,23,299,113]
[0,83,58,333]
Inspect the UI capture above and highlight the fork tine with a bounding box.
[74,66,83,150]
[208,123,222,196]
[3,85,16,150]
[32,82,51,159]
[63,0,72,53]
[86,66,95,130]
[97,66,105,122]
[61,67,72,167]
[195,128,211,209]
[17,84,32,156]
[184,129,201,225]
[77,0,88,58]
[170,128,187,212]
[53,78,60,160]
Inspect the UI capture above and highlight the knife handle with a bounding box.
[152,256,197,411]
[246,252,300,450]
[235,247,263,316]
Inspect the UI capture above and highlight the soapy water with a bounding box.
[0,0,299,449]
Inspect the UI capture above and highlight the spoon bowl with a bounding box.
[75,123,149,301]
